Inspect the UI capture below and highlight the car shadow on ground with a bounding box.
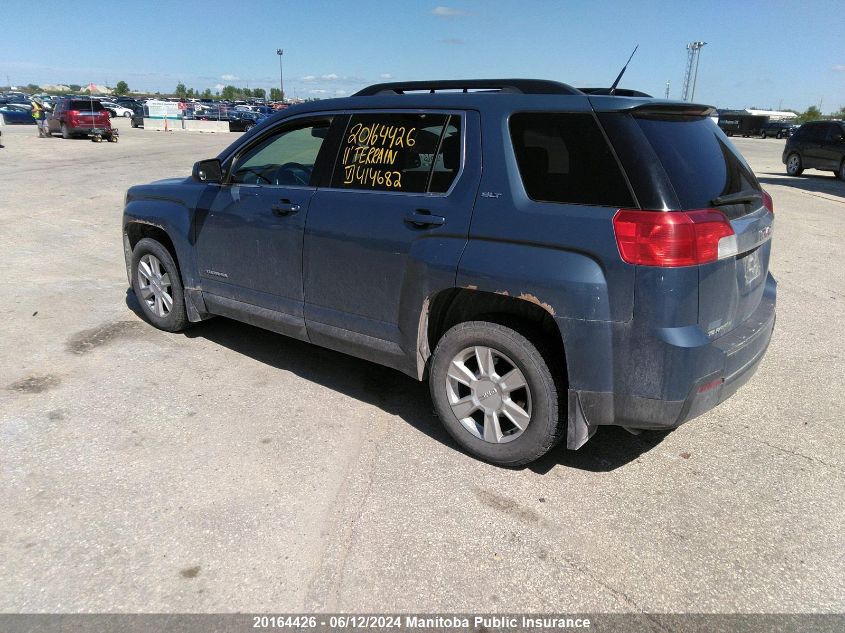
[126,291,668,472]
[758,173,845,199]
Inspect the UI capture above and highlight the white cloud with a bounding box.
[220,74,239,81]
[334,89,347,95]
[432,6,467,17]
[380,73,393,79]
[302,75,317,82]
[309,89,329,94]
[214,84,225,91]
[832,64,845,72]
[321,73,339,81]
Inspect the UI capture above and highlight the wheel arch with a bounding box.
[124,221,181,277]
[420,288,567,384]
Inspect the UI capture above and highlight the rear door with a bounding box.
[304,110,480,358]
[819,123,845,169]
[800,123,828,168]
[599,106,774,337]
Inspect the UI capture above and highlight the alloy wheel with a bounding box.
[445,345,532,443]
[137,254,173,318]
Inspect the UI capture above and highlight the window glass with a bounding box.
[635,115,758,209]
[825,124,843,142]
[803,124,826,141]
[331,113,451,193]
[68,100,104,111]
[509,112,633,207]
[428,117,462,193]
[230,121,330,186]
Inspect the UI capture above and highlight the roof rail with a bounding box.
[353,79,582,96]
[579,87,653,97]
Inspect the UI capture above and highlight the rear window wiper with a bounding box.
[710,190,762,206]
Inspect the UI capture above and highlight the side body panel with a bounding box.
[457,100,636,402]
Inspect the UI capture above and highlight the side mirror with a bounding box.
[192,158,223,183]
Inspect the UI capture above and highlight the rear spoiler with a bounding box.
[579,87,653,97]
[589,96,715,117]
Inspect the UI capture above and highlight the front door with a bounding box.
[195,117,335,335]
[304,111,480,365]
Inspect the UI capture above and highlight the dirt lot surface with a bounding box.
[1,125,843,613]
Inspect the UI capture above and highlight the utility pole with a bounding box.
[276,48,285,102]
[664,80,671,99]
[681,41,707,101]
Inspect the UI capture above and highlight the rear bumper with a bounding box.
[566,273,776,447]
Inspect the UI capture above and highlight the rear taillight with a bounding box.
[67,109,80,117]
[762,190,773,214]
[613,209,736,267]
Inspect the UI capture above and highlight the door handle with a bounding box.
[272,200,301,216]
[404,209,445,228]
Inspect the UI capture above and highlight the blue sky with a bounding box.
[3,0,843,111]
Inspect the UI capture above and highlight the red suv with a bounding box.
[48,98,111,139]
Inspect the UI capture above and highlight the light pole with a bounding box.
[690,41,707,102]
[276,48,284,102]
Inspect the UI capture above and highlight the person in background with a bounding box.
[32,99,48,137]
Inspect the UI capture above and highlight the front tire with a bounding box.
[837,160,845,180]
[786,153,803,176]
[429,321,564,466]
[122,111,132,118]
[130,238,189,332]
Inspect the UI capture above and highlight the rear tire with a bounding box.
[122,111,132,118]
[429,321,564,466]
[130,238,189,332]
[61,123,69,139]
[786,153,803,176]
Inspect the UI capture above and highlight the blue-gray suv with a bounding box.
[122,79,776,466]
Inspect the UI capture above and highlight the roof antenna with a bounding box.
[609,45,639,95]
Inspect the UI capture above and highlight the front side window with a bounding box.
[509,112,633,207]
[330,113,460,193]
[230,120,331,186]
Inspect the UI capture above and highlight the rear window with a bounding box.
[68,100,104,111]
[635,116,758,209]
[509,112,633,207]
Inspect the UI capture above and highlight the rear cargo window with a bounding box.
[68,100,104,111]
[509,112,633,207]
[635,116,758,209]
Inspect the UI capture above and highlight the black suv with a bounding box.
[122,79,776,466]
[783,120,845,179]
[760,121,796,139]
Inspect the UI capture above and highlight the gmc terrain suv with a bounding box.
[122,79,776,466]
[783,120,845,179]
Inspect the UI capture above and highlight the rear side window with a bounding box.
[331,113,460,193]
[68,100,104,111]
[509,113,633,207]
[635,116,758,209]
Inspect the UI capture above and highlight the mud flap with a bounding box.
[184,288,210,323]
[566,390,597,450]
